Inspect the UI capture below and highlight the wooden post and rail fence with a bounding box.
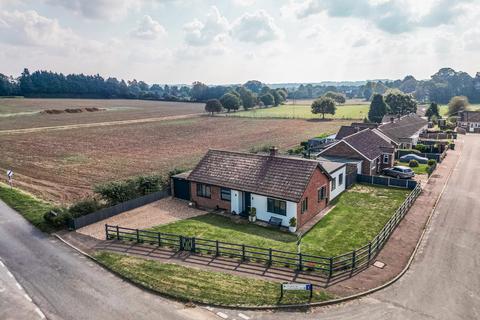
[104,184,421,281]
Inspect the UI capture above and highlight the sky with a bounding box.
[0,0,479,85]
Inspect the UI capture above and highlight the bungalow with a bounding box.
[317,129,398,175]
[317,160,346,200]
[458,111,480,133]
[176,148,333,228]
[378,114,428,149]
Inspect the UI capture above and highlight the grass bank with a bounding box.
[151,184,410,257]
[0,182,54,232]
[94,251,333,306]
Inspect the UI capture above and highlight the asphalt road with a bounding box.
[243,134,479,320]
[0,200,215,320]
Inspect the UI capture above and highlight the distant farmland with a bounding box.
[0,103,351,203]
[230,103,370,120]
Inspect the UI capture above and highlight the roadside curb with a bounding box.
[53,146,460,311]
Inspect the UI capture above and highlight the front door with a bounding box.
[240,192,251,217]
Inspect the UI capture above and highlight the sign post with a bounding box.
[6,170,13,188]
[280,283,313,300]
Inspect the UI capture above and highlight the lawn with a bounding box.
[0,182,54,232]
[439,104,480,116]
[231,104,369,120]
[95,252,333,306]
[151,184,410,257]
[398,161,429,175]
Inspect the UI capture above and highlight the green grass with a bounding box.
[94,251,334,306]
[0,182,54,232]
[300,185,410,256]
[398,161,429,175]
[150,213,298,252]
[231,104,369,120]
[151,184,410,257]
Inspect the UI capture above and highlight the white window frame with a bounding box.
[383,154,389,164]
[332,177,337,191]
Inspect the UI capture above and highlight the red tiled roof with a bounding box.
[187,150,330,202]
[342,129,395,160]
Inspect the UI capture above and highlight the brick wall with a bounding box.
[190,182,231,211]
[297,168,330,227]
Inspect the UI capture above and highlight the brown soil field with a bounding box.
[0,98,204,130]
[0,115,350,204]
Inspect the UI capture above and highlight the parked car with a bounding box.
[383,166,415,179]
[399,154,429,164]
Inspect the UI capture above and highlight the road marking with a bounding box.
[238,313,250,320]
[35,307,46,319]
[205,306,214,311]
[0,260,4,267]
[7,271,13,278]
[16,283,23,290]
[216,311,229,319]
[24,294,32,302]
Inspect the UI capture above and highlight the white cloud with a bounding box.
[231,10,282,43]
[131,15,166,40]
[183,6,229,46]
[0,10,75,47]
[283,0,471,34]
[45,0,142,20]
[233,0,255,6]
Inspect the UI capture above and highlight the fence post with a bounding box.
[191,237,196,253]
[268,248,272,266]
[329,257,333,279]
[158,232,161,247]
[179,236,184,251]
[367,242,372,264]
[242,244,245,261]
[105,224,108,240]
[297,253,303,271]
[116,225,120,240]
[351,250,356,271]
[136,229,140,243]
[215,240,219,256]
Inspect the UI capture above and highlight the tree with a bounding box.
[368,94,389,123]
[384,90,417,115]
[324,91,346,104]
[447,96,469,115]
[205,99,223,115]
[259,93,274,106]
[243,80,264,93]
[220,93,241,112]
[190,81,209,101]
[236,86,256,110]
[270,89,282,106]
[425,102,440,119]
[311,97,336,119]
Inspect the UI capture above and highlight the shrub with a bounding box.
[44,207,71,228]
[402,148,421,154]
[414,144,428,153]
[249,207,256,217]
[134,175,164,195]
[427,159,437,167]
[289,217,297,227]
[94,179,140,206]
[287,145,304,155]
[69,198,104,218]
[409,159,419,167]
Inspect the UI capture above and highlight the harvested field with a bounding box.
[0,98,204,130]
[0,115,350,203]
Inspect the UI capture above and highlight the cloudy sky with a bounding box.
[0,0,479,84]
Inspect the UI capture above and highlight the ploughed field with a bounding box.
[0,104,350,202]
[0,98,205,130]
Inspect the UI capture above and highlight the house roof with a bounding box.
[341,129,395,160]
[335,126,363,140]
[187,150,330,203]
[317,160,345,173]
[460,111,480,122]
[378,114,428,143]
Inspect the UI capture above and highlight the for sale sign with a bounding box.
[6,169,13,187]
[280,283,313,299]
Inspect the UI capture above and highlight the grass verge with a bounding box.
[0,182,54,232]
[94,251,334,306]
[151,184,410,257]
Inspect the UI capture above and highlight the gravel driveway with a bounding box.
[77,197,206,239]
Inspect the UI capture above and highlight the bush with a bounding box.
[289,217,297,227]
[69,198,104,218]
[287,145,304,155]
[134,175,165,195]
[427,159,437,167]
[44,207,71,228]
[415,144,428,153]
[409,159,419,167]
[402,148,421,154]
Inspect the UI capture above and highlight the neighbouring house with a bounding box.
[458,111,480,133]
[317,160,346,200]
[378,114,428,149]
[175,148,334,228]
[335,122,378,140]
[307,134,337,152]
[317,129,398,175]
